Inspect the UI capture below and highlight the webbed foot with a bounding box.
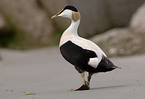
[71,83,90,91]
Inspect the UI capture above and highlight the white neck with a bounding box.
[66,20,80,36]
[59,20,80,46]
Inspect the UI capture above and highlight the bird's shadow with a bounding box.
[90,85,127,90]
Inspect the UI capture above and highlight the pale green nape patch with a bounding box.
[72,12,80,22]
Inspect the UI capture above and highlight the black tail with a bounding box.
[112,65,122,69]
[96,56,121,72]
[104,57,121,70]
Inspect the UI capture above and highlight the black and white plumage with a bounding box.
[52,5,120,91]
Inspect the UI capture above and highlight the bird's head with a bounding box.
[51,5,80,22]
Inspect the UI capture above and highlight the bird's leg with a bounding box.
[71,72,90,91]
[87,73,93,86]
[81,72,86,84]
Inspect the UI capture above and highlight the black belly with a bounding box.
[60,41,115,73]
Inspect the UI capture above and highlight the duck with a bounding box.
[51,5,120,91]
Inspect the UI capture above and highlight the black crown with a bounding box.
[64,5,78,12]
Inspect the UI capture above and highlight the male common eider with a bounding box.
[51,5,120,91]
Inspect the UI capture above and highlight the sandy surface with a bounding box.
[0,47,145,99]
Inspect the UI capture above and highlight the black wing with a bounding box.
[60,41,97,68]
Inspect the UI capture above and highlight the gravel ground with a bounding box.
[0,47,145,99]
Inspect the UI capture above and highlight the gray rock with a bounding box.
[39,0,70,30]
[69,0,111,37]
[39,0,68,15]
[0,14,10,33]
[0,0,55,48]
[0,14,6,30]
[0,0,145,49]
[130,2,145,33]
[91,2,145,57]
[91,28,145,57]
[106,0,144,26]
[41,0,144,37]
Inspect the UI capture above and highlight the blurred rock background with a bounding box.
[0,0,145,57]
